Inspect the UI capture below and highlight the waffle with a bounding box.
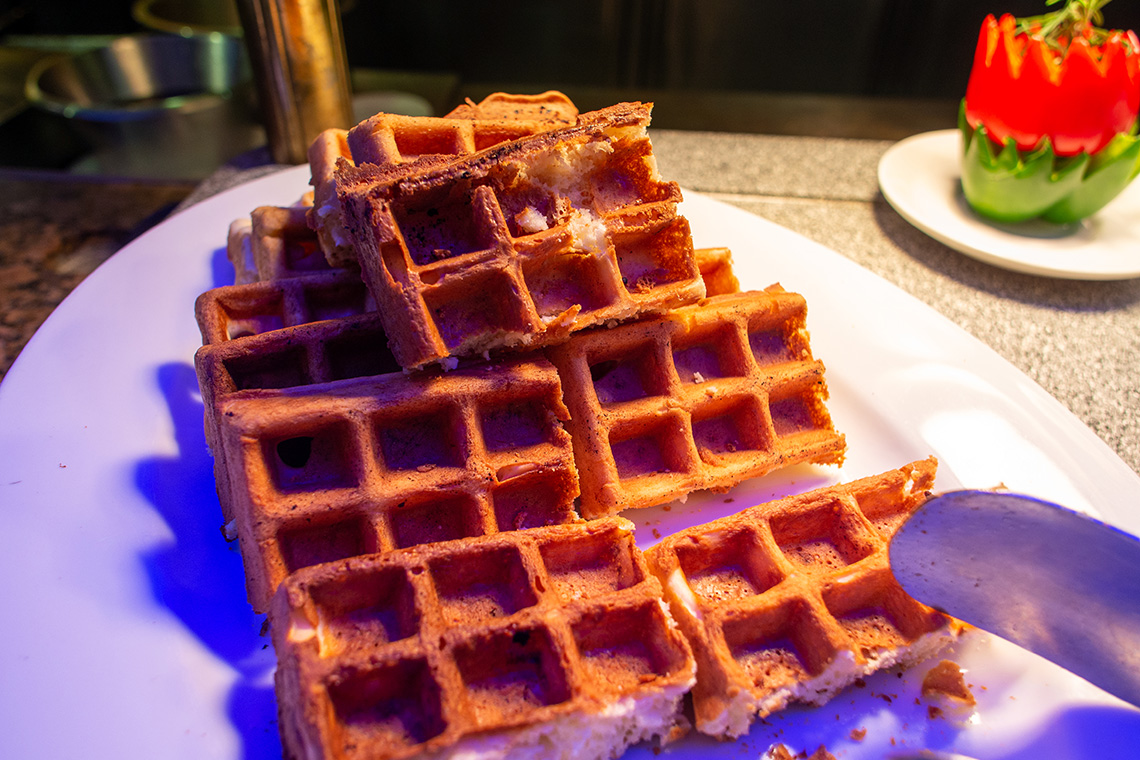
[201,242,730,335]
[196,327,580,611]
[546,286,846,518]
[196,269,372,345]
[445,90,578,122]
[307,91,578,268]
[227,199,334,285]
[644,458,961,738]
[695,246,740,297]
[270,517,695,760]
[336,100,704,370]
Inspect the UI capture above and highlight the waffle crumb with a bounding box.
[764,744,837,760]
[766,746,795,760]
[922,660,976,705]
[922,659,977,724]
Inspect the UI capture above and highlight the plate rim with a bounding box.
[878,129,1140,281]
[2,164,1140,759]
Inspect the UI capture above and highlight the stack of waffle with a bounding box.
[193,92,958,760]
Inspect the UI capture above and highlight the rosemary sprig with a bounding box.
[1017,0,1119,49]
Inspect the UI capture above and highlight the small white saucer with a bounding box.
[878,129,1140,280]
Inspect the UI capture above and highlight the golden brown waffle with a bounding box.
[227,201,334,285]
[645,458,960,738]
[227,215,709,290]
[270,517,695,760]
[546,286,846,518]
[337,101,704,370]
[196,332,579,612]
[195,270,372,345]
[200,243,729,336]
[444,90,579,123]
[307,91,578,268]
[695,246,740,297]
[226,202,721,293]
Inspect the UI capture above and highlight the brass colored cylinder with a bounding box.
[235,0,353,164]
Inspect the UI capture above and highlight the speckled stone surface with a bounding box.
[0,175,192,378]
[652,130,889,201]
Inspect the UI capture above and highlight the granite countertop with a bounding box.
[2,130,1138,476]
[0,173,194,375]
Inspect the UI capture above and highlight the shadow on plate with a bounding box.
[134,361,281,759]
[986,702,1140,760]
[213,244,235,289]
[871,198,1140,311]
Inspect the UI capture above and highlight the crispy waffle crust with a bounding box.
[194,248,733,352]
[547,286,846,518]
[335,101,704,370]
[645,458,961,738]
[195,325,580,611]
[195,263,838,520]
[444,91,579,123]
[228,203,334,284]
[271,517,696,760]
[307,92,578,268]
[694,247,740,297]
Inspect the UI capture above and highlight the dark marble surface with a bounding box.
[0,172,193,377]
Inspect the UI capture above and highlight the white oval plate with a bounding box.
[878,129,1140,280]
[1,166,1139,759]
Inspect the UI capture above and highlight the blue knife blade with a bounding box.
[889,490,1140,707]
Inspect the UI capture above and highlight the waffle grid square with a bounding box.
[272,518,695,760]
[547,288,847,518]
[337,102,704,370]
[307,92,578,268]
[645,458,958,737]
[202,348,579,612]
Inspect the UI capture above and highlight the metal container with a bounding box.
[24,34,264,178]
[132,0,244,38]
[234,0,353,164]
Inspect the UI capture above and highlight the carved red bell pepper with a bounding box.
[960,1,1140,223]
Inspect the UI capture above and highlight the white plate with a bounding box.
[2,166,1139,760]
[878,129,1140,280]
